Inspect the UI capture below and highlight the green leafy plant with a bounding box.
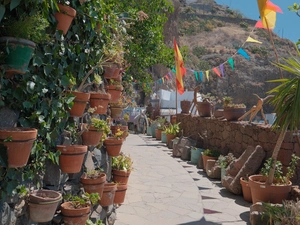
[260,154,300,185]
[63,192,100,209]
[165,122,181,135]
[90,117,109,132]
[86,219,105,225]
[217,153,236,169]
[112,153,133,171]
[223,96,245,108]
[86,169,105,179]
[203,149,220,158]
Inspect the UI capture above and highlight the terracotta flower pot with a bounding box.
[110,125,128,139]
[114,183,127,204]
[166,133,176,148]
[224,107,246,121]
[80,173,106,198]
[60,202,90,225]
[110,106,124,119]
[180,100,191,114]
[248,174,292,204]
[155,129,162,140]
[240,177,252,203]
[89,92,111,114]
[28,189,62,223]
[112,169,131,184]
[105,85,123,103]
[103,64,122,80]
[202,154,217,173]
[196,101,211,117]
[57,145,87,173]
[0,127,37,168]
[99,183,117,207]
[81,125,103,146]
[55,4,77,35]
[68,91,90,118]
[104,138,123,156]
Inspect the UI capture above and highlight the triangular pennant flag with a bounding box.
[171,66,176,73]
[255,20,267,29]
[168,72,173,78]
[228,58,234,71]
[213,67,221,77]
[237,48,250,60]
[194,71,198,81]
[257,0,282,29]
[220,64,225,77]
[162,77,164,83]
[205,70,209,81]
[159,79,162,84]
[165,74,170,80]
[246,37,262,44]
[199,71,203,82]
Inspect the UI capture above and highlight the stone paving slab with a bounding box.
[114,134,251,225]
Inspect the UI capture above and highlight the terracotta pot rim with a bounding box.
[248,174,292,186]
[90,92,111,100]
[57,4,77,17]
[56,145,87,155]
[0,127,37,141]
[80,173,106,184]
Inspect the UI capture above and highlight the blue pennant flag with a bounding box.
[237,48,250,60]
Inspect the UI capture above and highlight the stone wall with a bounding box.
[176,114,300,184]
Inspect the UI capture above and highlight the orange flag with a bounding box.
[174,38,186,95]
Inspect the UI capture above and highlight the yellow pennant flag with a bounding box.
[256,0,282,29]
[246,37,262,44]
[205,70,209,81]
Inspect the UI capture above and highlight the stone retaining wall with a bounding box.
[176,114,300,184]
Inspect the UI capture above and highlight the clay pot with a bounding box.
[60,202,90,225]
[166,133,176,148]
[56,145,87,173]
[202,154,217,173]
[104,138,123,156]
[55,4,77,35]
[68,91,90,117]
[214,109,224,118]
[114,183,127,204]
[240,177,252,203]
[248,174,292,204]
[110,106,124,119]
[89,92,111,115]
[99,183,117,207]
[110,125,128,139]
[28,189,62,223]
[112,169,131,184]
[155,129,162,140]
[180,100,191,114]
[0,127,37,168]
[105,85,123,103]
[80,173,106,198]
[223,107,246,121]
[103,64,122,80]
[196,101,211,117]
[81,125,103,146]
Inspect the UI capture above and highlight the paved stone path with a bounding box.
[114,134,251,225]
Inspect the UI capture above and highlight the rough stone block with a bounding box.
[0,107,19,127]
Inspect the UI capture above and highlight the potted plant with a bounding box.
[104,129,124,156]
[28,189,62,223]
[223,96,246,121]
[202,149,220,173]
[190,147,204,165]
[105,80,124,103]
[217,153,236,179]
[0,13,49,76]
[111,113,130,139]
[0,127,38,168]
[61,192,100,225]
[248,154,300,204]
[180,99,191,114]
[114,182,128,205]
[154,117,167,140]
[81,117,108,146]
[109,98,127,119]
[165,122,181,147]
[112,153,133,184]
[99,183,117,207]
[239,175,252,203]
[80,169,107,198]
[54,1,77,35]
[196,93,216,117]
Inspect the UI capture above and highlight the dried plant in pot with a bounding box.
[80,169,107,198]
[223,96,246,121]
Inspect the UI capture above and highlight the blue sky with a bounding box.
[215,0,300,42]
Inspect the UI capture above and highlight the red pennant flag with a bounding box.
[213,67,221,77]
[165,75,170,80]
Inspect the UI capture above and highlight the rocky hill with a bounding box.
[156,0,297,113]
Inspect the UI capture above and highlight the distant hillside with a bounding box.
[157,0,297,113]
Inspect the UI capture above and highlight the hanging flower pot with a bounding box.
[60,202,90,225]
[103,64,122,81]
[56,145,87,173]
[80,172,106,198]
[81,124,103,146]
[89,92,111,115]
[104,137,123,156]
[55,4,77,35]
[110,125,128,139]
[28,189,62,223]
[0,37,36,77]
[114,183,127,205]
[68,91,90,118]
[99,183,117,207]
[105,84,123,103]
[112,169,131,184]
[110,106,124,119]
[0,127,37,168]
